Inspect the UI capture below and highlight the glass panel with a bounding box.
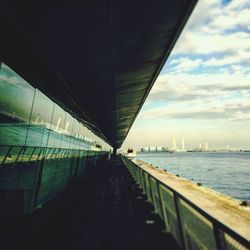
[70,119,80,149]
[47,104,66,148]
[0,64,100,152]
[159,185,181,242]
[0,145,11,164]
[79,124,91,150]
[26,89,54,147]
[224,232,248,250]
[0,63,35,146]
[178,198,217,250]
[60,112,73,149]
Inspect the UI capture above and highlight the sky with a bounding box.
[122,0,250,150]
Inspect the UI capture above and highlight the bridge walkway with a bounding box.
[1,157,179,250]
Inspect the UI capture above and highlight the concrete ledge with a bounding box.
[134,159,250,240]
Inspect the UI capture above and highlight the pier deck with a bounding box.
[1,157,178,250]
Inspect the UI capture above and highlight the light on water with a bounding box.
[137,152,250,201]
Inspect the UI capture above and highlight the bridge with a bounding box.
[0,1,249,249]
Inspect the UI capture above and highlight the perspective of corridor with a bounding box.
[0,0,249,249]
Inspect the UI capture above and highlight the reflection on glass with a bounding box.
[62,113,74,148]
[70,118,79,149]
[47,104,66,148]
[26,89,54,147]
[0,63,110,152]
[79,125,90,150]
[0,63,35,146]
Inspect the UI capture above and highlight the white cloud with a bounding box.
[0,64,31,88]
[174,31,250,55]
[152,70,250,94]
[168,57,203,72]
[212,8,250,30]
[141,68,250,123]
[227,0,250,11]
[173,0,250,55]
[139,100,250,121]
[124,0,250,149]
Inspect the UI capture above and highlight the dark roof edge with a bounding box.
[119,0,199,148]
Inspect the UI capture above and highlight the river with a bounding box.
[137,152,250,201]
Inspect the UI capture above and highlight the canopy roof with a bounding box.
[0,0,197,148]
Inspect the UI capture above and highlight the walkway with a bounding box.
[1,157,179,250]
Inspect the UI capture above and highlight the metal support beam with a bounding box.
[112,148,117,156]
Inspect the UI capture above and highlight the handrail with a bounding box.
[145,167,249,246]
[0,144,110,214]
[121,156,250,250]
[2,145,13,165]
[0,144,109,167]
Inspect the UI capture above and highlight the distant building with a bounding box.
[140,146,167,152]
[172,137,177,150]
[156,146,165,152]
[171,137,186,152]
[181,137,185,151]
[204,139,209,151]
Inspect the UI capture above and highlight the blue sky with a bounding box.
[123,0,250,150]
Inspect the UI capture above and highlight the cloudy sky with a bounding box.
[123,0,250,150]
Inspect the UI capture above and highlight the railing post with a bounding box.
[15,146,25,163]
[173,194,186,250]
[28,147,37,162]
[2,145,13,165]
[50,148,57,159]
[37,147,44,160]
[149,175,155,204]
[156,182,164,221]
[112,147,117,159]
[122,157,250,249]
[213,224,224,250]
[30,157,45,210]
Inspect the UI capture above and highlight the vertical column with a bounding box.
[113,147,117,156]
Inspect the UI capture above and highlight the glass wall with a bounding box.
[0,64,35,146]
[60,112,73,149]
[47,104,66,148]
[0,63,112,153]
[26,89,55,147]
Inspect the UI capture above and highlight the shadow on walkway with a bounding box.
[1,157,179,250]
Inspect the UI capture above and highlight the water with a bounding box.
[137,152,250,201]
[0,123,92,150]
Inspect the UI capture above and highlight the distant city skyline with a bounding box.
[122,0,250,150]
[128,136,248,151]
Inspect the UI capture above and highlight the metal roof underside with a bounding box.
[0,0,197,148]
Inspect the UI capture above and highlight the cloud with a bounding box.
[172,0,250,56]
[174,31,250,55]
[211,9,250,30]
[222,85,250,91]
[142,69,250,122]
[168,57,203,72]
[147,69,250,104]
[140,102,250,121]
[143,109,228,120]
[0,63,33,89]
[124,0,250,149]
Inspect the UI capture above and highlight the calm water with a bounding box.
[137,152,250,201]
[0,124,92,149]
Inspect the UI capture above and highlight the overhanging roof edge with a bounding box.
[118,0,199,148]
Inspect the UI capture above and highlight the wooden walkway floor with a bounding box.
[1,157,179,250]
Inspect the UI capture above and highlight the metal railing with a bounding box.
[121,156,250,250]
[0,144,109,166]
[0,145,110,214]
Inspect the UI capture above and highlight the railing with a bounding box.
[0,145,110,215]
[0,144,110,166]
[121,156,250,250]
